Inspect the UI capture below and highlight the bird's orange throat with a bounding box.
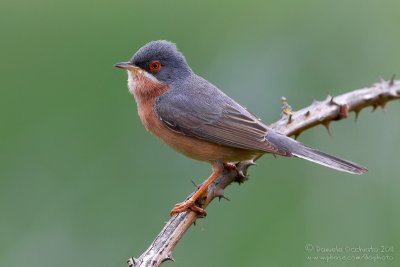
[127,70,168,103]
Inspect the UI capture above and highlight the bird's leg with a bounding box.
[170,162,223,216]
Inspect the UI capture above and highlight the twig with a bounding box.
[127,78,400,267]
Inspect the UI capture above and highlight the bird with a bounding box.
[114,40,367,216]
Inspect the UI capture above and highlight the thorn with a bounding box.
[162,252,175,263]
[239,159,255,168]
[167,252,175,262]
[191,180,199,188]
[238,170,246,180]
[235,170,249,184]
[323,121,332,136]
[219,195,230,201]
[389,74,396,86]
[249,160,256,166]
[218,193,230,202]
[354,108,361,122]
[127,257,137,267]
[305,110,311,117]
[214,188,230,201]
[294,133,300,140]
[235,159,255,180]
[379,76,385,83]
[272,153,277,159]
[372,104,378,112]
[329,95,335,104]
[287,114,293,124]
[328,95,340,107]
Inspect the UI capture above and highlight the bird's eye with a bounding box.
[149,60,161,72]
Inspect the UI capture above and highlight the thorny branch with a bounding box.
[127,78,400,267]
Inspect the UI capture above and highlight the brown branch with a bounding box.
[127,78,400,267]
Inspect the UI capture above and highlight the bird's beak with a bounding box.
[114,62,141,71]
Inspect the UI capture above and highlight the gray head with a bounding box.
[116,40,192,84]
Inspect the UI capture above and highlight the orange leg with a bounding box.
[170,162,223,216]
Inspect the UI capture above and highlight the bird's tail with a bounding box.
[267,132,368,175]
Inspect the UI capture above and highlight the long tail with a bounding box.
[266,132,368,175]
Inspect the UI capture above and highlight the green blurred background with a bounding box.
[1,0,399,266]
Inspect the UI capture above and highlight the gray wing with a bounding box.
[154,77,290,156]
[155,76,367,174]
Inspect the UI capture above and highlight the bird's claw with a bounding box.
[223,162,239,172]
[170,199,206,217]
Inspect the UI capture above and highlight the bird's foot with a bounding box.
[223,162,238,172]
[170,162,223,217]
[170,198,206,217]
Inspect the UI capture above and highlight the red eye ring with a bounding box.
[149,60,161,72]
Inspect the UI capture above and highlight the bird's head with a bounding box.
[115,40,192,98]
